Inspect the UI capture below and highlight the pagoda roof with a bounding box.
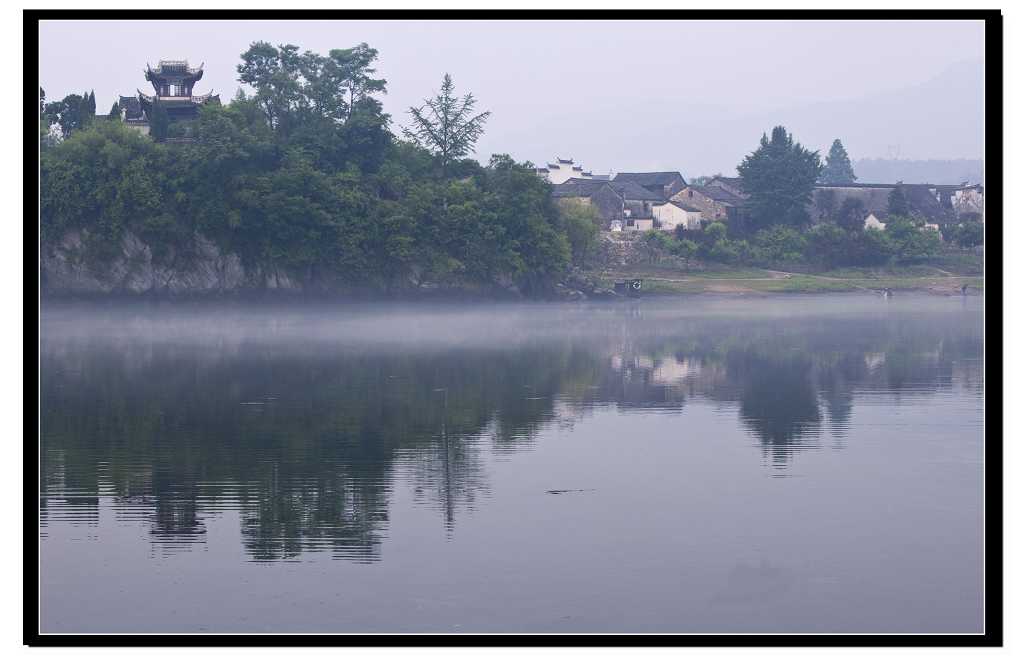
[147,59,204,75]
[145,60,205,85]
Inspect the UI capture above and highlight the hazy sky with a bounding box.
[38,19,986,176]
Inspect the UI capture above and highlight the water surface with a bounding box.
[39,295,985,633]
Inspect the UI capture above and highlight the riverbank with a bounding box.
[590,265,984,296]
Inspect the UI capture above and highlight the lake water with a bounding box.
[38,295,985,634]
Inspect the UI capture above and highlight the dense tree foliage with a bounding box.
[668,213,957,270]
[953,219,984,248]
[820,139,857,184]
[836,197,867,233]
[737,126,822,231]
[557,199,601,268]
[42,90,96,138]
[148,99,170,141]
[41,43,575,296]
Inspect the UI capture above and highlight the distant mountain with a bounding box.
[852,158,984,185]
[516,59,985,179]
[754,60,984,167]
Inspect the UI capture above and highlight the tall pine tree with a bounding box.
[737,126,822,231]
[820,139,857,184]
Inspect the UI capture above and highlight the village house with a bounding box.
[811,181,980,230]
[706,176,746,198]
[651,200,702,231]
[672,184,747,223]
[863,212,887,230]
[552,177,668,232]
[552,179,629,222]
[536,157,600,184]
[951,184,984,221]
[613,171,688,200]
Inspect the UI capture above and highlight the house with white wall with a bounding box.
[652,200,702,231]
[536,158,595,184]
[864,212,886,230]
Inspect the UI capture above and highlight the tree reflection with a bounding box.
[731,350,822,466]
[40,304,983,557]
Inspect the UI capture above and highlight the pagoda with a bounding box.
[117,59,220,135]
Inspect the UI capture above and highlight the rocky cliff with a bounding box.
[41,230,300,296]
[41,229,635,299]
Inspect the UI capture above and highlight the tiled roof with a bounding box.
[661,201,702,213]
[552,178,614,198]
[692,185,746,206]
[613,180,666,201]
[552,178,665,202]
[613,171,686,187]
[118,95,143,120]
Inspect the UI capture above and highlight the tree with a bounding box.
[329,43,387,121]
[292,43,387,126]
[704,221,728,245]
[805,224,848,268]
[954,220,984,248]
[148,99,170,141]
[642,230,675,264]
[836,198,867,233]
[403,73,491,178]
[888,186,910,217]
[237,41,303,131]
[737,126,822,232]
[820,139,857,184]
[84,90,96,119]
[108,101,121,119]
[43,93,88,138]
[689,173,723,187]
[39,87,53,145]
[672,238,698,270]
[557,199,601,268]
[885,216,941,262]
[752,225,807,265]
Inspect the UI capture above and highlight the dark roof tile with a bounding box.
[613,171,686,187]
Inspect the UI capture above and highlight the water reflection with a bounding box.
[40,299,983,561]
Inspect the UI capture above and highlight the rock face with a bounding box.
[42,230,261,296]
[595,232,647,269]
[40,229,632,300]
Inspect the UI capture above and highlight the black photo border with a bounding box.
[24,7,1003,647]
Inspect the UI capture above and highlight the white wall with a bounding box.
[864,213,886,230]
[652,202,701,231]
[539,161,593,184]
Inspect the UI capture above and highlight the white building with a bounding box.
[864,213,886,230]
[536,158,595,184]
[652,201,702,232]
[624,217,655,232]
[951,185,984,220]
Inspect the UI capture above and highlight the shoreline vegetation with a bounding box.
[595,270,984,296]
[40,41,984,302]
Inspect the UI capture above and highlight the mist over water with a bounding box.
[40,295,984,633]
